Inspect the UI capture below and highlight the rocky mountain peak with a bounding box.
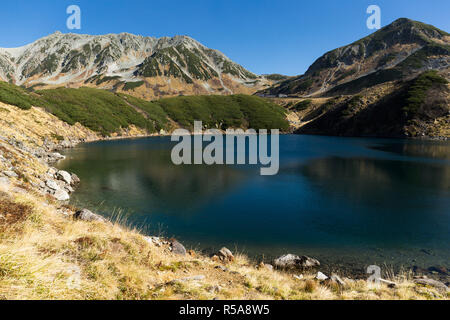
[258,18,449,97]
[0,32,267,99]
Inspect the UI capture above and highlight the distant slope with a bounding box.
[0,32,273,99]
[262,74,293,82]
[258,18,449,97]
[295,71,449,139]
[260,18,450,139]
[0,82,288,135]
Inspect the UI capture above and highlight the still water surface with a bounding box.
[58,135,450,275]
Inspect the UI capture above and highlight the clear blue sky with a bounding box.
[0,0,448,75]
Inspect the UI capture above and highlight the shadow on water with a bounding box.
[368,140,450,160]
[295,157,450,246]
[61,145,249,216]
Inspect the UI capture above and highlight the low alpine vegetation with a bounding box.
[403,70,448,115]
[0,83,289,136]
[0,82,39,110]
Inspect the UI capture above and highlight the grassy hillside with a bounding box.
[37,88,155,136]
[0,82,40,110]
[0,82,288,136]
[403,70,449,115]
[158,94,289,131]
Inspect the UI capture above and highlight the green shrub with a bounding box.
[157,94,289,131]
[264,74,290,81]
[51,134,64,141]
[0,82,39,110]
[0,81,289,135]
[36,87,154,136]
[293,99,312,111]
[123,81,145,91]
[403,71,448,115]
[96,76,121,85]
[118,94,169,131]
[295,78,313,92]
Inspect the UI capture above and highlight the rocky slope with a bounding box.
[258,18,449,97]
[0,32,272,99]
[282,70,449,139]
[262,18,449,139]
[0,100,152,201]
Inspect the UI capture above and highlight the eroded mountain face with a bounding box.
[270,19,449,139]
[0,32,272,99]
[259,18,450,97]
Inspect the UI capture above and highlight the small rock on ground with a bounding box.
[218,247,234,262]
[144,236,165,247]
[57,170,72,185]
[46,179,60,191]
[171,240,187,255]
[215,265,228,272]
[71,173,80,185]
[53,189,70,201]
[74,209,104,222]
[414,278,449,292]
[274,254,320,269]
[316,272,329,281]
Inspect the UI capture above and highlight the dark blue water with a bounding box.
[58,135,450,275]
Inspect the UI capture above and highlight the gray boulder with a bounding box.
[301,256,321,268]
[71,173,80,185]
[74,209,105,222]
[50,152,65,160]
[274,254,320,269]
[57,170,72,185]
[171,240,187,255]
[218,247,234,262]
[414,278,449,292]
[47,168,57,177]
[53,189,70,201]
[46,179,60,191]
[316,271,329,281]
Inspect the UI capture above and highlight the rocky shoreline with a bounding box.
[148,238,450,293]
[0,131,156,202]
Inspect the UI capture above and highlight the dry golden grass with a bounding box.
[34,73,272,101]
[0,102,98,149]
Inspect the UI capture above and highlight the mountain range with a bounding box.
[0,32,272,99]
[0,18,448,139]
